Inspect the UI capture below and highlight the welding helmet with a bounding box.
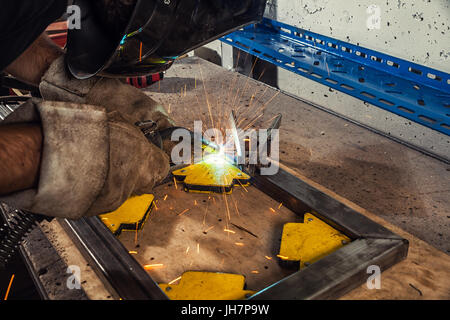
[66,0,267,79]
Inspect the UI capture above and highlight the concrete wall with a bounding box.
[193,0,450,160]
[265,0,450,73]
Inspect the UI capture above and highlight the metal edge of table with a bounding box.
[60,215,169,300]
[250,237,408,300]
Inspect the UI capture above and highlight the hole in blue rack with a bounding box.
[427,73,442,81]
[263,53,275,60]
[413,85,420,90]
[311,73,322,79]
[253,49,261,54]
[387,60,400,68]
[418,115,436,124]
[298,67,308,73]
[417,99,426,106]
[361,92,376,99]
[359,78,365,83]
[398,106,415,114]
[328,43,338,49]
[386,90,403,94]
[441,123,450,130]
[342,46,352,53]
[385,83,396,87]
[326,78,338,84]
[371,56,383,63]
[409,67,422,75]
[314,61,320,66]
[235,41,249,49]
[356,51,367,58]
[340,84,354,90]
[379,98,395,106]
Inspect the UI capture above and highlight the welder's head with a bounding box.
[91,0,136,36]
[65,0,267,79]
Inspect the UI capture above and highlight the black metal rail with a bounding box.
[60,215,168,300]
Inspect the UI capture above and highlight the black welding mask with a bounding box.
[66,0,267,79]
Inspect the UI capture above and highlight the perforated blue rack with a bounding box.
[221,18,450,136]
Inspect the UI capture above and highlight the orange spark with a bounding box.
[134,222,138,245]
[169,276,182,285]
[197,243,200,254]
[224,229,236,234]
[128,251,138,255]
[269,208,276,213]
[185,246,190,254]
[236,179,248,193]
[163,195,168,201]
[205,226,215,233]
[173,177,178,189]
[277,255,289,260]
[265,256,273,260]
[235,242,245,247]
[251,270,259,274]
[178,209,190,216]
[144,264,164,270]
[4,274,14,300]
[278,203,283,209]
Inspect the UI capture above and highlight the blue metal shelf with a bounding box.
[221,18,450,136]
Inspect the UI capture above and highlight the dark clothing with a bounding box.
[0,0,67,71]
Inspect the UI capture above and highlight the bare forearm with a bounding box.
[0,124,43,195]
[5,33,64,86]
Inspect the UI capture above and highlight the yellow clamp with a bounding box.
[278,213,351,269]
[159,271,256,300]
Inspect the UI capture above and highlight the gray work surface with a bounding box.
[147,56,449,254]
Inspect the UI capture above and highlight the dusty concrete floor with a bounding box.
[146,56,449,254]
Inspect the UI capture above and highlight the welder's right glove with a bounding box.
[0,99,170,219]
[39,56,175,131]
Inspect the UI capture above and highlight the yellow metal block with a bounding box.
[172,154,250,194]
[279,213,351,269]
[99,194,155,236]
[159,271,256,300]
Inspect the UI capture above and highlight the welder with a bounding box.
[0,0,266,219]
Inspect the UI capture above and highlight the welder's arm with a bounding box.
[5,33,63,86]
[0,124,42,195]
[0,99,170,220]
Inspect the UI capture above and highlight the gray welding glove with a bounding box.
[0,99,170,219]
[39,56,175,131]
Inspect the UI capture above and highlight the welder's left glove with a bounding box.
[39,56,174,131]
